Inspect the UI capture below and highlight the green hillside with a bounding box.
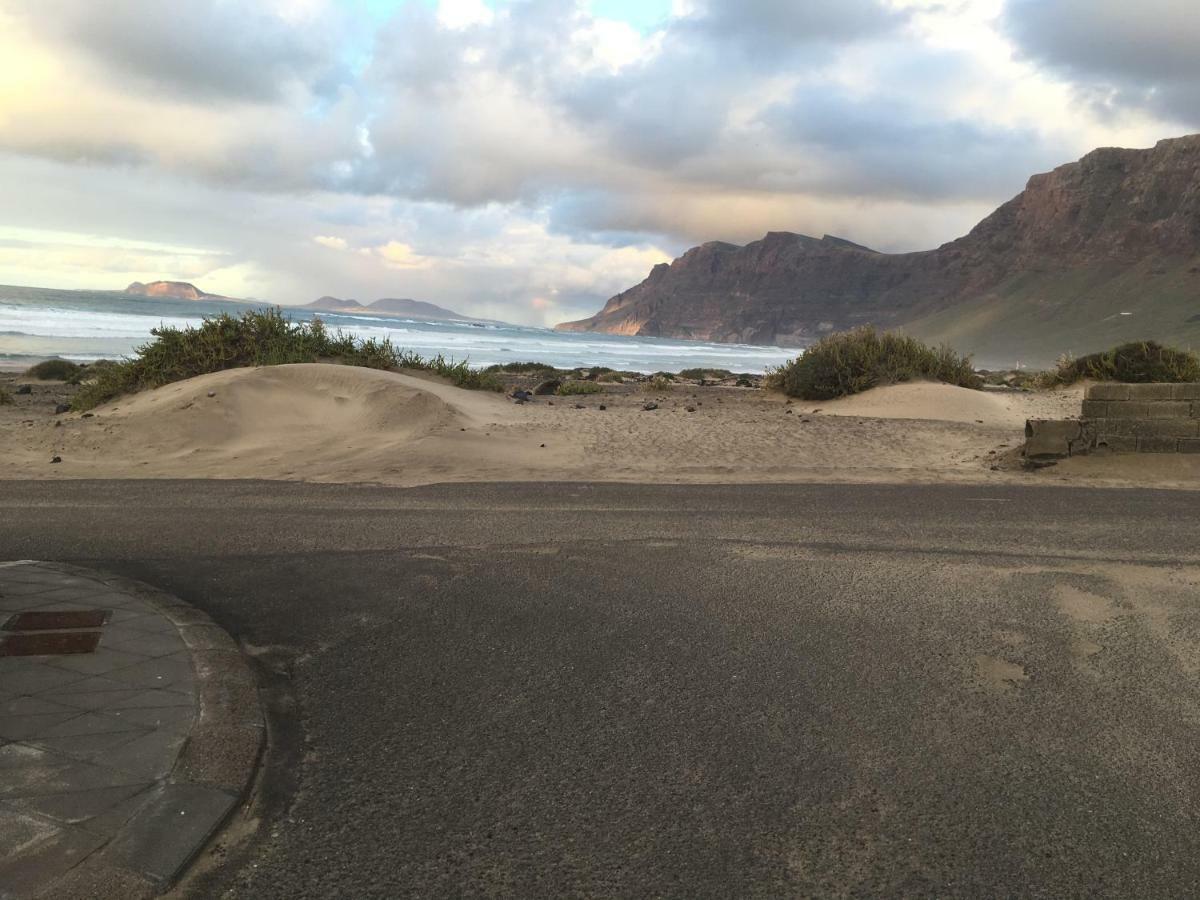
[902,257,1200,368]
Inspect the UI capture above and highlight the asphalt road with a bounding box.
[3,480,1200,898]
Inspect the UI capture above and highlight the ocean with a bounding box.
[0,285,798,374]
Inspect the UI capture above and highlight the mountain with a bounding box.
[303,296,501,324]
[557,135,1200,366]
[124,281,232,302]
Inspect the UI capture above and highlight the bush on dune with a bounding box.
[765,327,981,401]
[24,359,83,381]
[72,308,501,411]
[555,380,603,396]
[1036,341,1200,388]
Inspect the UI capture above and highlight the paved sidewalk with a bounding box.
[0,562,263,899]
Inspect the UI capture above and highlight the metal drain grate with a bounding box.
[3,609,110,631]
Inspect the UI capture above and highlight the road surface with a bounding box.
[2,480,1199,897]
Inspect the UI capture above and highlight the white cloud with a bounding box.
[0,0,1194,323]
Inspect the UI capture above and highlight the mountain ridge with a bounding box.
[557,135,1200,366]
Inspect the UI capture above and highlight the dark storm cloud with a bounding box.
[683,0,907,55]
[1004,0,1200,123]
[18,0,339,102]
[762,87,1068,201]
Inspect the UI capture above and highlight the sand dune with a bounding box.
[801,381,1084,428]
[3,363,1178,488]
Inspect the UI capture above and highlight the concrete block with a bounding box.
[1178,439,1200,454]
[1024,419,1085,458]
[1145,401,1192,418]
[1137,435,1180,453]
[1171,383,1200,400]
[1096,418,1200,437]
[1086,383,1132,400]
[1080,399,1108,418]
[1104,401,1152,418]
[1126,383,1178,401]
[1095,435,1138,453]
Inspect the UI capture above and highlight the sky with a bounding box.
[0,0,1197,325]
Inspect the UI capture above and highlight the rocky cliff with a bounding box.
[557,136,1200,364]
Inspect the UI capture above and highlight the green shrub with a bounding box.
[72,308,501,411]
[1036,341,1200,388]
[24,359,82,381]
[679,368,732,380]
[0,386,11,405]
[643,375,675,393]
[556,380,603,396]
[767,327,981,400]
[485,361,558,373]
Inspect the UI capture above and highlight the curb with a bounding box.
[21,562,265,899]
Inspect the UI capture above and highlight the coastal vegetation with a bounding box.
[71,308,501,411]
[766,327,981,400]
[555,380,603,396]
[0,386,11,405]
[484,361,558,373]
[1035,341,1200,388]
[24,359,84,381]
[679,368,733,380]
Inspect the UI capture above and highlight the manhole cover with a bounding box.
[3,610,110,631]
[0,631,102,656]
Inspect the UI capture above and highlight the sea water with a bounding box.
[0,285,798,374]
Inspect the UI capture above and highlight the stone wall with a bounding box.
[1082,383,1200,453]
[1025,383,1200,458]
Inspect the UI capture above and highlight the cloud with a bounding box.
[0,0,1193,323]
[12,0,342,103]
[1003,0,1200,124]
[313,235,348,250]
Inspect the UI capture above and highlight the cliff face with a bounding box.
[557,136,1200,358]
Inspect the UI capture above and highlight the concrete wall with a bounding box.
[1084,383,1200,453]
[1026,383,1200,457]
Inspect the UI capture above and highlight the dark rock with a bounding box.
[54,403,70,415]
[81,413,94,419]
[15,384,31,395]
[533,379,561,396]
[207,391,217,398]
[598,404,607,411]
[50,456,62,464]
[643,402,658,411]
[685,406,696,412]
[511,390,532,403]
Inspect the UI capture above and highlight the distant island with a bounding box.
[303,296,504,325]
[123,281,234,302]
[119,283,504,326]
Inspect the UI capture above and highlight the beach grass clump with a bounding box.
[398,352,504,391]
[643,375,675,393]
[0,386,11,405]
[556,380,603,396]
[679,368,732,380]
[1035,341,1200,388]
[485,361,558,373]
[72,308,501,411]
[766,327,981,400]
[24,359,83,382]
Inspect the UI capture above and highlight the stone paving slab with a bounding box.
[0,562,264,899]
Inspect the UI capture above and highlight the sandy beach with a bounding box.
[2,363,1196,489]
